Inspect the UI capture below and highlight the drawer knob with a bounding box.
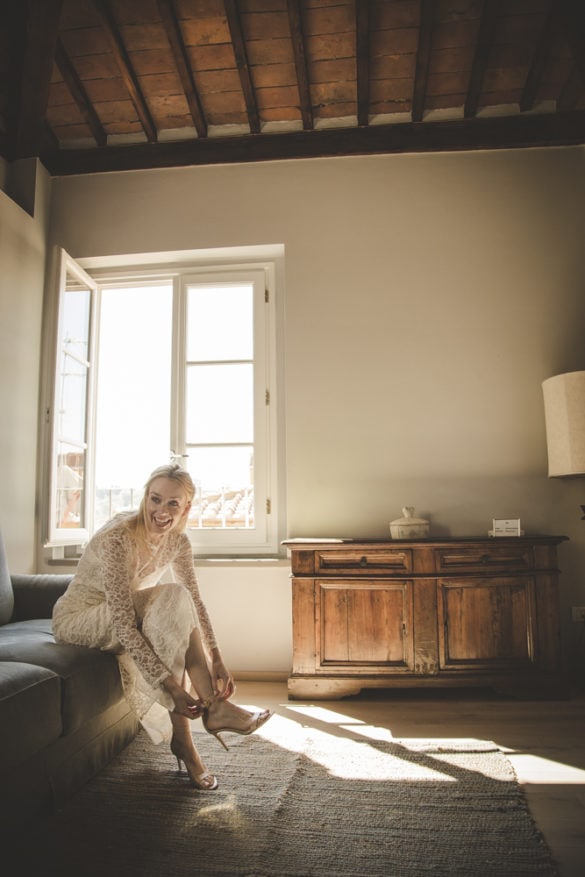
[480,554,490,564]
[359,556,368,567]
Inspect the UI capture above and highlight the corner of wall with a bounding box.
[1,157,50,220]
[0,155,7,193]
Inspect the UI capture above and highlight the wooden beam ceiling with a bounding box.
[55,39,107,148]
[355,0,370,127]
[520,8,558,113]
[287,0,313,130]
[558,66,583,112]
[412,0,434,124]
[42,109,585,176]
[91,0,157,143]
[465,0,500,120]
[559,0,585,86]
[224,0,260,134]
[12,0,63,161]
[1,0,583,176]
[157,0,207,139]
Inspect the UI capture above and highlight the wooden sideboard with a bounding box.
[283,537,568,700]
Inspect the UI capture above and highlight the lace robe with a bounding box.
[52,514,218,743]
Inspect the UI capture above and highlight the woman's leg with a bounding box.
[170,711,205,771]
[169,678,218,791]
[138,585,270,751]
[183,628,271,744]
[183,628,216,700]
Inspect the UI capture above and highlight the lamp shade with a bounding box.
[542,370,585,476]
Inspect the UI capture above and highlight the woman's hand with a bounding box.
[162,675,204,719]
[211,650,235,700]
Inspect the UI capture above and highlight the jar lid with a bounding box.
[390,506,428,526]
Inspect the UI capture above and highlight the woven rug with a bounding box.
[15,715,558,877]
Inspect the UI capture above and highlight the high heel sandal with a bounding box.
[201,701,273,751]
[170,739,218,791]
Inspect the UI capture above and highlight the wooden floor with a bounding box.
[235,680,585,877]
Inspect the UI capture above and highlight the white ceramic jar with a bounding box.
[389,507,429,539]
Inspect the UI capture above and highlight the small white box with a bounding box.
[489,518,523,537]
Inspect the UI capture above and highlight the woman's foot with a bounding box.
[170,737,218,791]
[201,699,273,750]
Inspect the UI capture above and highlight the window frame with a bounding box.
[41,246,285,559]
[176,267,275,554]
[46,249,99,548]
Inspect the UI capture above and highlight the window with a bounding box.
[42,247,284,557]
[48,252,97,546]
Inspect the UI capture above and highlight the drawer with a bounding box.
[435,544,533,573]
[315,549,412,575]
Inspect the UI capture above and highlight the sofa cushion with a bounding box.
[11,573,72,621]
[0,620,125,734]
[0,530,14,625]
[0,662,62,771]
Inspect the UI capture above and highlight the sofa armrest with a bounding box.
[11,574,73,621]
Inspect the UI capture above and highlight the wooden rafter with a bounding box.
[43,120,60,151]
[559,0,585,86]
[557,65,582,111]
[55,39,107,147]
[355,0,370,127]
[412,0,434,123]
[157,0,207,139]
[286,0,313,130]
[465,0,500,119]
[520,8,557,112]
[91,0,157,143]
[12,0,63,160]
[41,110,585,176]
[224,0,260,134]
[1,2,24,156]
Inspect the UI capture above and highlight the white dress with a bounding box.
[52,514,218,744]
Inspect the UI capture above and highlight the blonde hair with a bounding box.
[129,463,196,546]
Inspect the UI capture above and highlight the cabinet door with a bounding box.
[437,576,537,670]
[316,579,414,672]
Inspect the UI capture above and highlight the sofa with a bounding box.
[0,530,139,830]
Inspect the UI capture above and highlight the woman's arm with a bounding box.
[161,674,204,718]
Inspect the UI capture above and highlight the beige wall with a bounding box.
[2,145,584,672]
[0,160,50,570]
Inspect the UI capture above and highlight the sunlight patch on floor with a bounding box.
[508,754,585,784]
[339,723,394,742]
[303,729,458,782]
[254,712,457,782]
[285,705,367,725]
[252,712,309,753]
[284,705,394,741]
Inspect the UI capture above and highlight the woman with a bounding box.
[53,463,272,791]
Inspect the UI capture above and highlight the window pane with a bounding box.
[56,444,85,529]
[187,284,253,361]
[185,447,254,530]
[94,285,172,530]
[57,353,88,442]
[94,485,144,530]
[62,279,90,362]
[186,363,253,444]
[57,282,91,443]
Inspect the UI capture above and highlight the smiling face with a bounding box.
[144,476,191,539]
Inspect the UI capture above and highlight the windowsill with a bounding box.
[47,555,290,568]
[47,558,80,567]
